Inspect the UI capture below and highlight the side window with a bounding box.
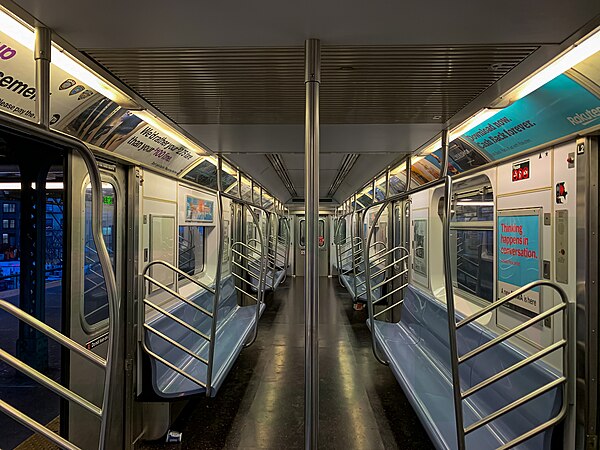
[178,226,205,277]
[443,176,494,303]
[413,219,428,277]
[278,217,286,239]
[334,219,346,244]
[83,183,116,326]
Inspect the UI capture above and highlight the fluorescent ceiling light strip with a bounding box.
[508,27,600,102]
[0,8,124,103]
[410,27,600,164]
[450,108,502,141]
[51,47,120,102]
[0,9,34,49]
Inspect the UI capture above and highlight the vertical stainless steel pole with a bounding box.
[34,27,51,129]
[440,128,449,178]
[304,38,320,450]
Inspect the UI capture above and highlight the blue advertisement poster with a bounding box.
[185,195,214,223]
[462,74,600,161]
[497,210,541,316]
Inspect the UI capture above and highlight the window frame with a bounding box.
[447,179,495,306]
[80,178,119,331]
[177,225,207,279]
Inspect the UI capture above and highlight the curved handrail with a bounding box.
[364,202,391,364]
[242,203,267,347]
[0,112,119,450]
[143,260,215,295]
[281,217,291,284]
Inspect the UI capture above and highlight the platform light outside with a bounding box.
[0,182,63,190]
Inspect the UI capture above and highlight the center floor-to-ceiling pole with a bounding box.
[304,38,320,450]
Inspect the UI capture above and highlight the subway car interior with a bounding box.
[0,1,599,449]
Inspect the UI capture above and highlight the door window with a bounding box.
[318,219,326,248]
[83,182,116,326]
[299,219,305,247]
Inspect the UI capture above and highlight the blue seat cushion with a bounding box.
[369,285,562,450]
[145,276,265,398]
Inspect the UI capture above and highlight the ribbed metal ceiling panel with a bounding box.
[86,45,538,124]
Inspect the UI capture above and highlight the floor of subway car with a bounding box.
[141,277,433,450]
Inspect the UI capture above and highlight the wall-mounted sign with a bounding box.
[85,332,109,350]
[413,219,428,277]
[512,160,530,181]
[185,195,214,223]
[556,182,568,204]
[0,29,200,176]
[497,209,542,317]
[111,124,199,175]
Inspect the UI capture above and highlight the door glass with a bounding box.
[178,226,205,276]
[83,182,116,326]
[299,219,305,247]
[318,219,325,248]
[0,162,64,447]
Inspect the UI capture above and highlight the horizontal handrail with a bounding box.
[235,285,259,303]
[497,407,567,450]
[451,278,569,448]
[457,280,566,329]
[144,260,215,294]
[0,348,102,418]
[232,260,261,280]
[143,299,210,342]
[373,282,409,304]
[231,272,259,289]
[232,241,263,256]
[369,256,409,279]
[0,300,106,368]
[374,298,405,318]
[464,377,566,435]
[370,268,408,291]
[458,302,565,364]
[142,343,207,389]
[143,274,213,319]
[0,399,79,450]
[461,339,567,399]
[144,323,208,366]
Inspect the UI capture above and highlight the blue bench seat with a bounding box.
[370,285,562,450]
[145,275,265,398]
[266,266,286,291]
[339,263,384,303]
[246,257,287,292]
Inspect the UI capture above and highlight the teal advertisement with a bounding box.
[462,74,600,161]
[497,211,541,316]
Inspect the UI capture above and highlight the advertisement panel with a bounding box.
[0,29,200,176]
[462,74,600,161]
[0,29,37,120]
[185,195,214,223]
[497,209,542,317]
[413,219,428,277]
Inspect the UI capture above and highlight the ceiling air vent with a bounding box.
[327,153,359,197]
[266,154,297,197]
